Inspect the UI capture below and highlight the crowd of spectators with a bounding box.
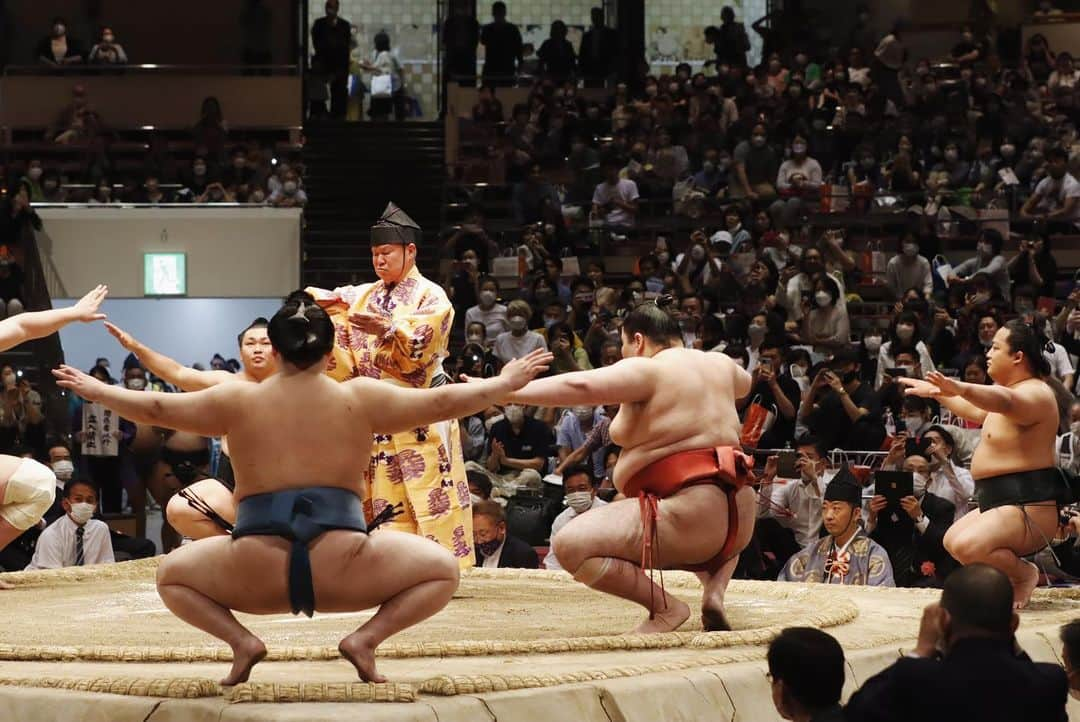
[1,89,306,208]
[439,2,1080,589]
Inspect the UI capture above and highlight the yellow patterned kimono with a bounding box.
[307,266,474,569]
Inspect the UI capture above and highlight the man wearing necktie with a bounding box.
[26,479,114,569]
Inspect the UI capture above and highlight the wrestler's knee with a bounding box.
[165,493,196,530]
[944,526,983,564]
[572,557,611,587]
[551,524,589,574]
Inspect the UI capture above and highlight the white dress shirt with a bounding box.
[759,469,836,547]
[927,462,976,522]
[543,497,608,571]
[27,515,114,569]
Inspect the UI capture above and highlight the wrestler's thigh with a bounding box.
[655,486,741,567]
[189,479,237,522]
[551,496,644,565]
[156,535,291,614]
[952,503,1059,557]
[309,529,459,613]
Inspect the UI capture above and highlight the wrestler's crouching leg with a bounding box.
[155,538,268,685]
[328,530,461,683]
[552,509,690,634]
[697,486,758,632]
[165,479,237,541]
[944,506,1047,609]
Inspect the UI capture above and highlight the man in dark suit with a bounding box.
[473,499,539,568]
[870,452,958,587]
[579,7,619,88]
[846,564,1069,722]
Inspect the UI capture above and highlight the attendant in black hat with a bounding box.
[780,464,896,586]
[305,203,476,569]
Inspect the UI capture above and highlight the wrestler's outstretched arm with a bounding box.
[497,358,656,408]
[104,322,233,392]
[52,364,235,438]
[900,372,1051,424]
[0,284,107,352]
[355,349,553,434]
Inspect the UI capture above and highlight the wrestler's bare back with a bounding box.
[203,372,377,501]
[609,347,750,492]
[969,378,1057,480]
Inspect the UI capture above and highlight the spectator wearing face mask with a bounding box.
[779,246,843,322]
[771,134,822,229]
[555,404,606,479]
[868,447,957,588]
[691,146,730,198]
[473,500,538,568]
[476,403,550,494]
[39,169,66,203]
[886,233,933,300]
[739,336,801,450]
[196,181,235,205]
[732,123,779,201]
[26,479,114,570]
[800,274,849,353]
[464,275,509,342]
[950,228,1010,303]
[88,26,128,65]
[72,365,134,514]
[268,170,306,207]
[801,348,885,453]
[493,299,547,364]
[875,311,936,389]
[592,156,639,228]
[544,465,606,571]
[36,16,84,66]
[922,425,976,522]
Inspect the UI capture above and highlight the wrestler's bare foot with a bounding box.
[701,603,731,632]
[221,636,267,686]
[1012,561,1041,610]
[630,597,691,634]
[339,632,387,683]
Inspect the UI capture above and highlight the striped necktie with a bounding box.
[75,525,85,566]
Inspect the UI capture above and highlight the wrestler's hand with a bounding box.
[924,371,961,397]
[498,349,553,391]
[71,284,108,322]
[104,321,137,350]
[52,364,106,402]
[898,377,945,398]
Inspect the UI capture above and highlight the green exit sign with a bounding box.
[143,253,187,296]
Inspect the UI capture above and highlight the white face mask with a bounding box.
[573,406,593,424]
[864,336,882,353]
[69,501,95,525]
[815,290,832,307]
[789,364,806,379]
[748,323,767,341]
[903,415,925,432]
[469,492,483,505]
[902,243,919,257]
[52,460,74,481]
[283,181,298,194]
[565,491,594,513]
[479,290,497,307]
[125,378,146,390]
[28,167,43,181]
[504,405,525,425]
[912,472,928,497]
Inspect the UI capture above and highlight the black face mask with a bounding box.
[842,370,859,384]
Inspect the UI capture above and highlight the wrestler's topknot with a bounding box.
[268,291,334,369]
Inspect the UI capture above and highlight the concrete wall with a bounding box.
[36,207,302,299]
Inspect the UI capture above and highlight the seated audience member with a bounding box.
[544,464,607,571]
[845,565,1068,722]
[548,322,592,374]
[87,25,128,64]
[268,168,306,207]
[758,435,838,568]
[780,466,895,586]
[470,403,551,495]
[467,470,493,504]
[922,425,975,522]
[26,479,114,569]
[473,499,539,569]
[555,404,605,478]
[768,627,847,722]
[869,447,958,587]
[800,347,885,453]
[465,275,509,342]
[740,336,801,449]
[592,156,640,229]
[493,299,547,363]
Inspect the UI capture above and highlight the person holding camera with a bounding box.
[799,348,885,454]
